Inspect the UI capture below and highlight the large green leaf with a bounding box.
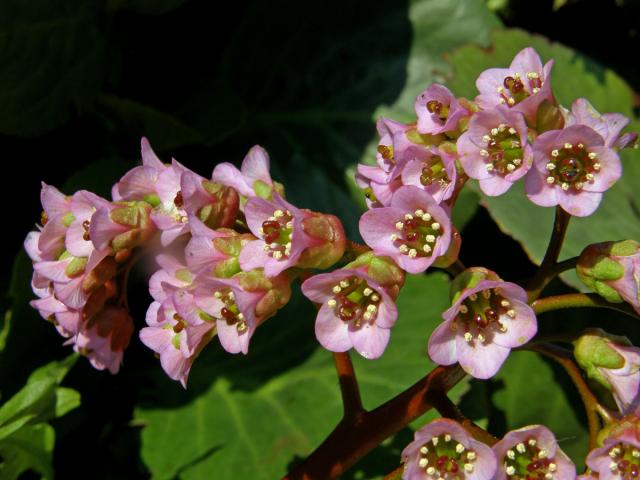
[136,272,466,479]
[0,0,107,136]
[446,29,640,287]
[0,424,55,480]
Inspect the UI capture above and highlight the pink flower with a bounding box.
[212,145,279,199]
[603,343,640,413]
[492,425,575,480]
[586,425,640,478]
[184,216,252,277]
[400,148,458,203]
[401,419,497,479]
[113,138,192,245]
[457,106,533,196]
[574,328,640,413]
[415,84,470,135]
[356,118,419,207]
[359,186,452,274]
[567,98,630,148]
[66,190,112,257]
[148,254,194,303]
[180,170,239,229]
[195,271,292,354]
[73,306,134,374]
[239,194,313,277]
[301,268,398,359]
[475,47,555,124]
[428,274,537,379]
[140,293,215,387]
[525,125,622,217]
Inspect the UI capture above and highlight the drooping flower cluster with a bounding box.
[26,140,349,384]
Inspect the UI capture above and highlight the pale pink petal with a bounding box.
[428,320,458,366]
[315,304,352,352]
[456,336,510,379]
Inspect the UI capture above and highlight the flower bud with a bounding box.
[344,252,405,299]
[91,201,157,252]
[295,212,346,271]
[238,269,292,320]
[574,328,640,412]
[535,99,564,133]
[577,240,640,309]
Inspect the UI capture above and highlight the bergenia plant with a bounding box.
[19,44,640,480]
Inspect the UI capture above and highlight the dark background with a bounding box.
[2,0,639,478]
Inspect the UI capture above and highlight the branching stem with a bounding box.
[332,352,364,419]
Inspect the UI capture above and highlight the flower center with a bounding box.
[213,289,247,333]
[420,156,451,189]
[544,142,600,191]
[503,438,557,480]
[390,209,443,259]
[479,123,524,175]
[608,442,640,478]
[454,289,514,344]
[498,71,543,106]
[377,144,394,163]
[260,209,293,260]
[426,100,450,124]
[416,433,477,478]
[327,276,381,328]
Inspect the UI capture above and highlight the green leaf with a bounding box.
[446,29,640,287]
[0,424,55,480]
[54,387,82,418]
[0,0,107,136]
[136,272,466,479]
[0,355,78,427]
[491,351,589,468]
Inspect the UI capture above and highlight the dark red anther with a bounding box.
[436,456,447,469]
[83,230,91,241]
[619,459,630,471]
[491,151,504,161]
[405,232,419,242]
[488,139,498,148]
[474,314,488,329]
[512,79,524,92]
[173,322,185,333]
[262,220,280,230]
[426,100,442,114]
[420,167,433,186]
[377,144,393,160]
[264,231,280,244]
[221,307,236,322]
[484,308,498,321]
[503,76,516,89]
[40,211,48,225]
[174,190,184,207]
[449,460,459,473]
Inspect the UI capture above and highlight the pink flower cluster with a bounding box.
[26,139,350,385]
[356,47,633,220]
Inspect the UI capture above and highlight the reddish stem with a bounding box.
[282,365,465,479]
[532,293,639,319]
[527,206,572,302]
[333,351,364,419]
